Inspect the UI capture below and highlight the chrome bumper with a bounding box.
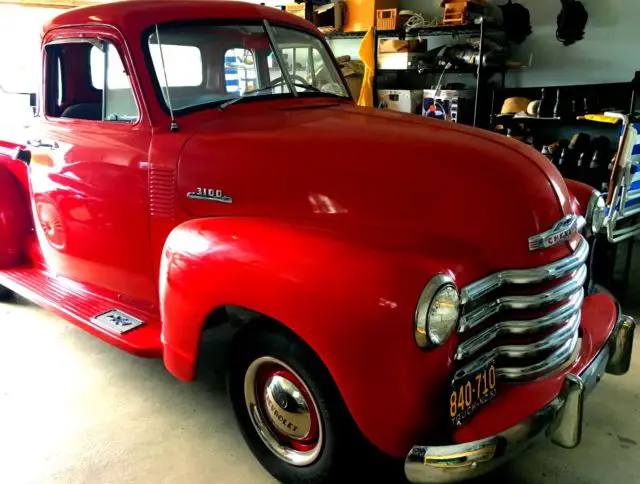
[405,314,636,484]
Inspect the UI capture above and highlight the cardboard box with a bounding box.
[378,39,427,53]
[339,58,365,101]
[344,0,399,32]
[315,2,346,31]
[377,52,423,70]
[285,3,306,18]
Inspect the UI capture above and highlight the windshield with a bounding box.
[147,22,349,113]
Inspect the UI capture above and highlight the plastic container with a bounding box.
[344,0,398,32]
[376,9,398,30]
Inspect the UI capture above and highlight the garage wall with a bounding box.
[0,5,60,94]
[249,0,639,88]
[481,0,638,87]
[0,5,60,138]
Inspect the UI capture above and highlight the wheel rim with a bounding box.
[244,356,323,466]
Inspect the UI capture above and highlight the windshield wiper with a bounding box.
[219,82,340,110]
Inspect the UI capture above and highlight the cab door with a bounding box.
[27,30,157,304]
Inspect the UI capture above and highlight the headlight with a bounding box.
[586,190,607,236]
[415,274,460,348]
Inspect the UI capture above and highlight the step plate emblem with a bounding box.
[91,309,145,334]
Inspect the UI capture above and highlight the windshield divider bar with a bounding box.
[263,20,298,98]
[155,24,179,132]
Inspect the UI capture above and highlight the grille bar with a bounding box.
[496,331,580,381]
[455,290,584,361]
[454,329,580,382]
[459,264,587,333]
[455,312,580,376]
[460,236,589,304]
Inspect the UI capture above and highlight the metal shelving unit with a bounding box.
[324,31,369,39]
[326,19,506,127]
[325,23,502,39]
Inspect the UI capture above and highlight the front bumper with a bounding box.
[405,313,636,484]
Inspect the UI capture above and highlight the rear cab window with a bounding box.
[44,39,139,123]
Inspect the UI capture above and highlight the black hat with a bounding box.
[557,0,588,46]
[499,1,532,44]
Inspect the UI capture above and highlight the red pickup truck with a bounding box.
[0,2,636,483]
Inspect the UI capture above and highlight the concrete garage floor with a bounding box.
[1,297,640,484]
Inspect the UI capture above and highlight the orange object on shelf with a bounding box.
[376,8,398,30]
[440,0,486,26]
[344,0,398,32]
[285,3,306,18]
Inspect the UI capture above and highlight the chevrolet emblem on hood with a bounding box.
[528,215,581,251]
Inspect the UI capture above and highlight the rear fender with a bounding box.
[0,156,32,268]
[159,217,454,457]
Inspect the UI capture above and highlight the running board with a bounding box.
[0,268,162,357]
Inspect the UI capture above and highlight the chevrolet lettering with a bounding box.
[528,215,581,251]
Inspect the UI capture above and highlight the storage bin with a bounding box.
[344,0,398,32]
[285,3,306,18]
[376,9,398,30]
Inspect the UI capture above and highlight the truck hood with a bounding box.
[177,103,576,281]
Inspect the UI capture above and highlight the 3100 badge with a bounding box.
[449,359,497,427]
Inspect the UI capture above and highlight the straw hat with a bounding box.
[499,97,532,116]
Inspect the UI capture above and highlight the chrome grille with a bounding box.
[454,237,589,382]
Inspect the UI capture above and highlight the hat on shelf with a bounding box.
[498,97,532,117]
[527,100,541,116]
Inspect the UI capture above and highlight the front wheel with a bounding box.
[229,325,376,483]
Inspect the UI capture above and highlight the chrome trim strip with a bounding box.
[458,264,587,333]
[454,317,580,380]
[460,237,589,304]
[455,291,583,361]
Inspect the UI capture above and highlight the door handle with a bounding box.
[27,139,59,150]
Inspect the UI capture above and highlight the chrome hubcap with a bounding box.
[263,374,312,440]
[244,357,322,466]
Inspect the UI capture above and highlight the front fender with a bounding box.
[159,217,456,457]
[564,178,596,216]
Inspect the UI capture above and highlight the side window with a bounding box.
[224,48,257,95]
[45,40,138,122]
[89,44,139,122]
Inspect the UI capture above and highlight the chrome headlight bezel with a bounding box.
[415,274,460,348]
[585,190,607,237]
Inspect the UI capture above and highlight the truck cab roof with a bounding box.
[45,0,313,37]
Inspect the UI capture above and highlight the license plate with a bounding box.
[449,361,498,428]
